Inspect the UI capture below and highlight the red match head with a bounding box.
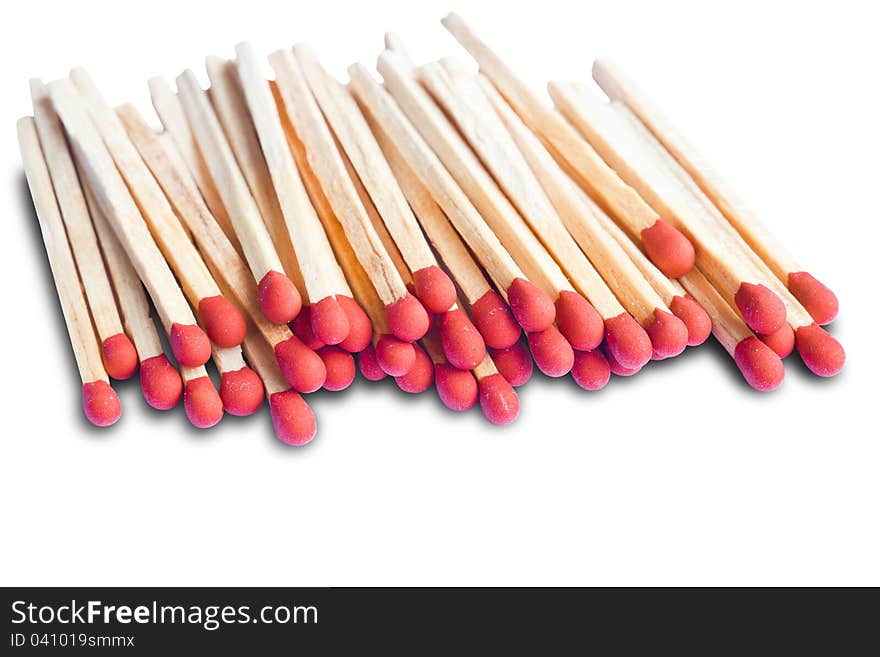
[310,296,350,346]
[412,265,456,314]
[274,335,327,393]
[385,292,430,342]
[506,277,555,333]
[640,219,695,278]
[169,323,211,367]
[670,295,712,347]
[438,307,487,370]
[139,354,183,410]
[604,312,652,370]
[374,334,416,377]
[290,305,326,351]
[733,336,785,391]
[734,282,786,335]
[645,308,689,360]
[258,270,302,324]
[478,373,520,426]
[358,344,387,381]
[81,380,121,427]
[100,333,138,380]
[183,376,224,428]
[603,342,643,377]
[489,340,533,387]
[758,324,795,359]
[571,349,611,391]
[434,363,478,411]
[268,390,317,446]
[794,323,846,377]
[554,290,604,351]
[470,289,521,349]
[394,344,434,393]
[219,366,265,416]
[788,272,838,325]
[198,295,246,348]
[319,346,356,392]
[336,295,373,353]
[527,326,574,377]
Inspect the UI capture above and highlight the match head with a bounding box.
[198,295,247,348]
[734,282,786,335]
[645,308,689,360]
[139,354,183,410]
[438,308,487,370]
[478,374,520,426]
[81,380,122,427]
[604,312,652,370]
[319,347,356,392]
[733,336,785,391]
[274,335,327,393]
[506,277,556,332]
[310,296,350,346]
[219,366,265,416]
[527,326,575,377]
[603,343,643,377]
[184,376,224,429]
[490,341,534,387]
[169,323,212,367]
[571,349,611,391]
[788,271,839,325]
[670,295,712,346]
[394,344,434,393]
[794,323,846,377]
[375,334,416,376]
[268,390,317,446]
[471,289,521,349]
[554,290,604,351]
[290,305,326,351]
[101,332,138,380]
[358,344,387,381]
[758,324,795,359]
[258,269,302,324]
[385,292,430,342]
[336,295,373,353]
[640,219,695,278]
[434,363,478,411]
[412,265,457,314]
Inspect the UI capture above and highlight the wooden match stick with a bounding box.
[269,47,429,344]
[18,116,121,427]
[441,12,695,279]
[420,326,477,411]
[30,79,138,380]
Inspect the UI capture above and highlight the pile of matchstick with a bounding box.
[17,13,844,445]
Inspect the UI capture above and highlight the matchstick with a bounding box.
[18,116,121,427]
[30,79,137,380]
[421,326,478,411]
[592,58,838,325]
[441,12,695,279]
[472,355,519,425]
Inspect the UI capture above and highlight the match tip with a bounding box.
[478,374,520,426]
[645,308,689,360]
[258,270,302,324]
[358,344,387,381]
[734,282,786,335]
[788,271,839,325]
[139,354,183,410]
[507,277,556,332]
[101,333,138,380]
[438,308,487,370]
[336,295,373,353]
[198,295,246,348]
[385,293,430,342]
[758,324,795,359]
[375,334,416,376]
[795,323,846,377]
[81,380,122,427]
[670,295,712,346]
[604,312,652,370]
[310,296,351,346]
[319,346,357,391]
[169,323,211,367]
[640,219,695,278]
[571,349,611,391]
[290,305,326,351]
[733,336,785,391]
[274,335,327,393]
[434,363,478,411]
[183,376,224,429]
[527,326,575,377]
[489,341,534,387]
[603,343,643,377]
[268,390,317,446]
[471,289,521,349]
[394,344,434,393]
[554,290,604,351]
[219,366,265,417]
[412,265,457,314]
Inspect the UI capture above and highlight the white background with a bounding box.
[1,0,877,586]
